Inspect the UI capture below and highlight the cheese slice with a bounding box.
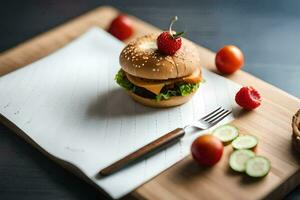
[140,84,165,95]
[126,74,165,95]
[125,68,201,95]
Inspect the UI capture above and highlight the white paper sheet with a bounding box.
[0,27,241,199]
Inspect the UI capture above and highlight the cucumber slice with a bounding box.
[229,150,255,172]
[212,125,239,143]
[232,135,258,150]
[245,156,270,177]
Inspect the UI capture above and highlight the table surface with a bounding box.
[0,0,299,199]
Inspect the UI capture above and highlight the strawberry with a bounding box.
[108,14,134,41]
[157,32,182,55]
[235,86,261,110]
[157,16,184,55]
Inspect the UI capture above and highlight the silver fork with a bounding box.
[185,106,232,130]
[100,107,232,176]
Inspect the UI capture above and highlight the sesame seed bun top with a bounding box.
[119,34,201,80]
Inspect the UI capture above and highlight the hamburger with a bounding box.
[115,17,202,108]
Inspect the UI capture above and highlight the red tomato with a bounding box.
[215,45,244,74]
[108,14,134,41]
[191,135,224,166]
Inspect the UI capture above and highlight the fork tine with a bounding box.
[203,108,225,122]
[208,110,232,126]
[200,107,222,121]
[206,109,228,123]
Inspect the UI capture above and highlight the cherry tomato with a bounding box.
[108,14,134,41]
[215,45,244,74]
[191,135,224,166]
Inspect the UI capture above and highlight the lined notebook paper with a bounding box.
[0,28,240,199]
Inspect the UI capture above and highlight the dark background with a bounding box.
[0,0,299,199]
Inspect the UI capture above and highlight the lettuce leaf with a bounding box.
[115,70,200,101]
[115,70,135,91]
[178,82,200,96]
[156,90,178,101]
[156,82,200,101]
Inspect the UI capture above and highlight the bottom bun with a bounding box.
[127,91,196,108]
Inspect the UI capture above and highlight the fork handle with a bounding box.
[99,128,185,176]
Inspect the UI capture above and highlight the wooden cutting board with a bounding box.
[0,6,300,200]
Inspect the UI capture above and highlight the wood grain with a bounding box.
[0,6,300,200]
